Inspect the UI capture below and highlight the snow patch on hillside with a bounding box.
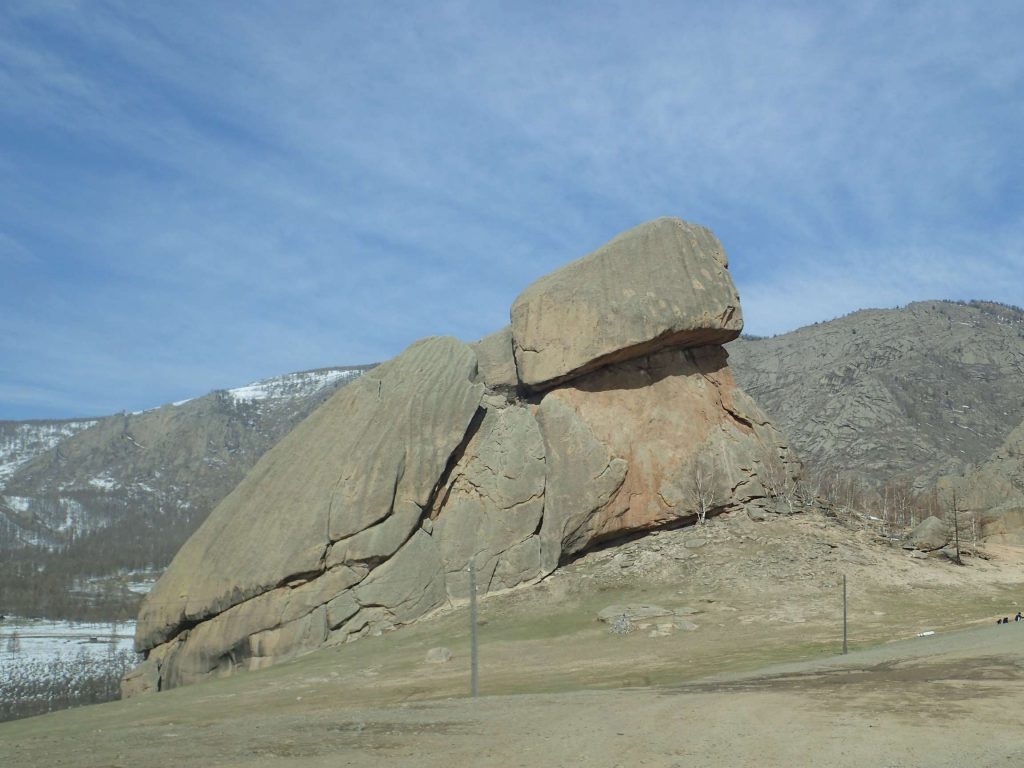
[0,618,137,665]
[5,496,31,513]
[227,368,362,404]
[1,496,98,550]
[0,420,98,483]
[88,475,118,491]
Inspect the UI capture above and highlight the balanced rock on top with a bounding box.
[510,217,743,390]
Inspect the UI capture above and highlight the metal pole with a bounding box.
[842,574,848,655]
[952,491,962,565]
[469,561,479,697]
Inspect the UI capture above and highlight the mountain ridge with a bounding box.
[0,364,375,619]
[728,299,1024,493]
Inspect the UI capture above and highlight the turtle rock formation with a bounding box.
[125,217,797,696]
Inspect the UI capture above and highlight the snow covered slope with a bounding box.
[0,420,98,484]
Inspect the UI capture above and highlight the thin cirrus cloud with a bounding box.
[0,1,1021,419]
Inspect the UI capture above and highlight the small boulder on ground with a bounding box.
[598,604,700,637]
[906,516,949,551]
[425,646,453,664]
[940,545,965,562]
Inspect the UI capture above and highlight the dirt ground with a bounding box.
[3,510,1024,767]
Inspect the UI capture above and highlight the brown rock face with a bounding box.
[129,217,796,694]
[511,217,743,391]
[536,346,791,567]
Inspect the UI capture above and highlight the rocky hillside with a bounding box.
[949,419,1024,544]
[0,419,100,484]
[0,367,372,620]
[728,300,1024,492]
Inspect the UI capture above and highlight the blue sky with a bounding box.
[1,1,1022,419]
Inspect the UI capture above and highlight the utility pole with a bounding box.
[952,491,963,565]
[842,574,848,655]
[469,560,479,697]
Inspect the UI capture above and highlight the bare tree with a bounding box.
[892,482,913,528]
[950,490,963,565]
[877,480,916,536]
[761,451,802,514]
[686,455,717,525]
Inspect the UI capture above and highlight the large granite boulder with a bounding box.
[432,398,548,596]
[470,327,519,392]
[129,217,797,694]
[135,336,483,655]
[511,217,743,391]
[906,516,949,551]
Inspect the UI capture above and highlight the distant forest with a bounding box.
[0,500,198,621]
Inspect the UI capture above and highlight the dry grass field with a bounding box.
[3,509,1023,767]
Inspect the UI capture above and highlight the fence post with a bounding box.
[469,561,479,697]
[842,574,848,655]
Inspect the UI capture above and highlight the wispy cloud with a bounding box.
[0,1,1022,418]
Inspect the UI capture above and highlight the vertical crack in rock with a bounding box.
[433,400,548,598]
[424,405,487,519]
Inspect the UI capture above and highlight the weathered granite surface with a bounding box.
[511,217,742,391]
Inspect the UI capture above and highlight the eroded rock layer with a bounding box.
[126,217,796,696]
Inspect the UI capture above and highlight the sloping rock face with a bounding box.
[127,217,796,695]
[134,337,481,655]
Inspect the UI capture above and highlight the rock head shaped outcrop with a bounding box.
[124,217,798,696]
[511,217,742,390]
